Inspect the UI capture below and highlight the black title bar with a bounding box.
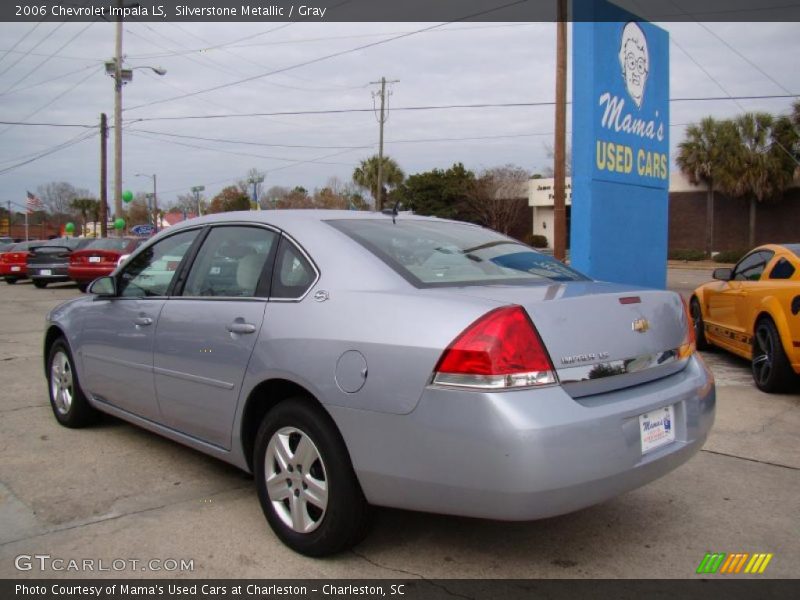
[2,0,800,22]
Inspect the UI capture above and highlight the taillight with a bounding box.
[432,305,557,390]
[679,297,696,358]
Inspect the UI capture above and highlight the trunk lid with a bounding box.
[431,281,691,398]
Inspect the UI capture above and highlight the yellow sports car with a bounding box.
[691,244,800,392]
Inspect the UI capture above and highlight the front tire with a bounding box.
[254,398,370,556]
[47,338,98,428]
[33,279,47,288]
[690,297,709,351]
[752,318,795,393]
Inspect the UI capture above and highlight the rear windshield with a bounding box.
[328,219,588,287]
[84,238,134,251]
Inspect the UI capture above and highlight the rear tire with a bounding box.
[33,279,47,288]
[47,338,99,428]
[254,398,370,556]
[77,283,88,293]
[690,297,709,351]
[752,318,795,393]
[5,277,18,285]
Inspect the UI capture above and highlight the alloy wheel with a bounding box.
[264,426,328,534]
[752,323,774,388]
[50,350,74,415]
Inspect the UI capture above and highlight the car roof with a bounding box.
[162,209,466,230]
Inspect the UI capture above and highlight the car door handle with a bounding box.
[134,316,153,327]
[226,321,256,334]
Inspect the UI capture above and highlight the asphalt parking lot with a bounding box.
[1,272,798,579]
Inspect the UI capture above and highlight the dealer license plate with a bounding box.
[39,269,51,276]
[11,266,20,272]
[88,256,101,263]
[639,405,675,454]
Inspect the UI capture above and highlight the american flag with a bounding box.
[26,191,44,213]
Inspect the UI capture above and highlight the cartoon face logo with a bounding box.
[618,22,649,108]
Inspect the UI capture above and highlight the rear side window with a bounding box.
[271,237,316,299]
[183,226,278,297]
[769,258,796,280]
[327,219,587,287]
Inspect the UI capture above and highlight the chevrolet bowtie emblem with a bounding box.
[632,318,650,333]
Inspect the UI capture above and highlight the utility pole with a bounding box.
[370,76,398,212]
[113,0,123,222]
[552,0,568,263]
[100,113,108,238]
[191,185,205,216]
[152,173,157,231]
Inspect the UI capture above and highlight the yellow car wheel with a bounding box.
[752,318,795,393]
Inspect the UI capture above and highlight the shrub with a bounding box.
[668,249,707,261]
[525,233,549,248]
[713,249,747,264]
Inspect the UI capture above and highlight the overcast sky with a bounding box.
[0,19,798,210]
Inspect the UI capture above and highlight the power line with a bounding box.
[128,128,371,149]
[0,66,101,137]
[127,130,362,165]
[124,0,530,112]
[1,20,96,96]
[0,120,95,128]
[0,21,45,67]
[0,130,97,175]
[0,22,69,79]
[0,63,99,98]
[124,94,800,123]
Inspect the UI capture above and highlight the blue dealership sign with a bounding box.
[571,0,670,289]
[131,224,155,237]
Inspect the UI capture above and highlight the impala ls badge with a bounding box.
[632,318,650,333]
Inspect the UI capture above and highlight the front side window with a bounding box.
[183,226,278,297]
[328,219,587,287]
[118,229,200,297]
[733,250,774,282]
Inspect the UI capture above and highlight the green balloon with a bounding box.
[122,190,133,203]
[113,218,125,231]
[64,222,75,233]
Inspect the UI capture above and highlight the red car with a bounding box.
[0,240,41,284]
[68,237,145,292]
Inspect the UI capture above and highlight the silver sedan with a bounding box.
[44,210,715,556]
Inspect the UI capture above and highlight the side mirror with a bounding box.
[88,276,117,297]
[712,268,733,281]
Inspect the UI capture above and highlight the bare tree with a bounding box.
[541,143,572,177]
[170,193,206,216]
[465,165,530,235]
[37,181,90,226]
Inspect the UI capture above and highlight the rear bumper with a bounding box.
[29,264,69,281]
[0,264,26,277]
[330,354,715,520]
[68,265,114,283]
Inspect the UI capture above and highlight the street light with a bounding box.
[191,186,205,217]
[248,175,265,209]
[135,173,158,232]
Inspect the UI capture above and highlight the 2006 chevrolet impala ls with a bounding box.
[43,210,715,556]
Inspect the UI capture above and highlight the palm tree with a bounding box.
[70,197,100,237]
[725,113,796,248]
[676,117,729,256]
[352,155,404,210]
